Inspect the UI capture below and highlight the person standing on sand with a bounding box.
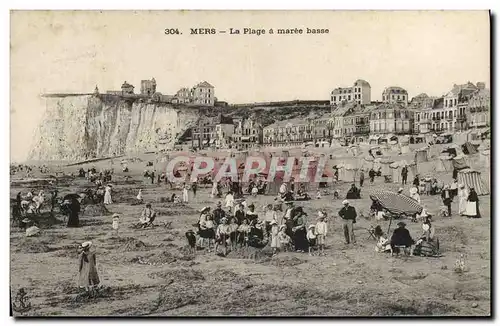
[191,181,198,201]
[182,183,189,203]
[211,180,218,198]
[441,185,453,217]
[465,187,481,219]
[457,184,469,216]
[112,213,120,235]
[339,200,357,245]
[401,166,408,185]
[270,220,279,256]
[103,184,113,205]
[66,197,81,228]
[78,241,100,294]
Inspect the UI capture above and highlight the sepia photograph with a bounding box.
[9,10,491,317]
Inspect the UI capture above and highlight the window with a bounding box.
[333,96,336,101]
[454,99,457,106]
[403,95,405,101]
[348,95,351,101]
[397,95,400,100]
[383,96,385,101]
[392,95,395,100]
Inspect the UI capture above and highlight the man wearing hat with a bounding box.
[212,202,226,225]
[390,221,414,255]
[339,200,357,244]
[246,203,258,224]
[78,241,100,293]
[441,185,453,217]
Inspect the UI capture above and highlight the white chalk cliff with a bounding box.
[28,95,199,161]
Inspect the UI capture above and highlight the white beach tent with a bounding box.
[436,154,454,172]
[390,160,417,184]
[414,146,430,163]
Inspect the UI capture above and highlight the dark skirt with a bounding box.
[67,212,79,227]
[294,228,309,251]
[199,228,215,239]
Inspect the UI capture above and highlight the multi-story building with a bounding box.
[369,103,415,135]
[309,115,334,143]
[231,118,263,150]
[174,87,193,104]
[173,81,215,106]
[121,81,134,95]
[467,87,490,129]
[382,86,409,106]
[191,114,233,149]
[263,118,310,147]
[192,81,215,106]
[140,78,157,96]
[344,104,373,143]
[330,79,371,106]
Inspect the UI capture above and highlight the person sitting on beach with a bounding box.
[296,186,311,201]
[373,225,391,253]
[346,184,360,199]
[414,217,440,256]
[390,222,414,255]
[282,190,295,202]
[139,203,156,228]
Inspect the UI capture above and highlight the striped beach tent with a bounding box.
[457,169,489,196]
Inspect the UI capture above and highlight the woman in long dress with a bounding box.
[103,185,113,205]
[211,181,218,198]
[182,183,189,203]
[465,188,481,218]
[457,184,469,216]
[78,241,100,293]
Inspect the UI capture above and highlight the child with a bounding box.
[307,225,317,256]
[182,183,189,203]
[264,204,278,238]
[315,213,328,256]
[252,185,259,197]
[316,190,321,199]
[228,217,239,250]
[278,225,291,252]
[270,220,279,256]
[333,189,339,200]
[112,213,120,235]
[237,219,251,247]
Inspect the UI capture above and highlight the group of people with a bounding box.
[374,217,440,257]
[189,197,331,256]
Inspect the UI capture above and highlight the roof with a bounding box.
[354,79,371,88]
[383,86,408,94]
[331,102,356,116]
[372,102,409,111]
[196,81,214,88]
[432,97,444,109]
[263,117,307,129]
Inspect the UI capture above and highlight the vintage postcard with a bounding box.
[10,10,491,317]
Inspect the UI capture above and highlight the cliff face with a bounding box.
[28,95,199,161]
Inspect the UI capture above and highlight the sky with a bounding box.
[10,10,490,161]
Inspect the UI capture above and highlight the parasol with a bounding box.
[370,190,423,234]
[369,190,423,216]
